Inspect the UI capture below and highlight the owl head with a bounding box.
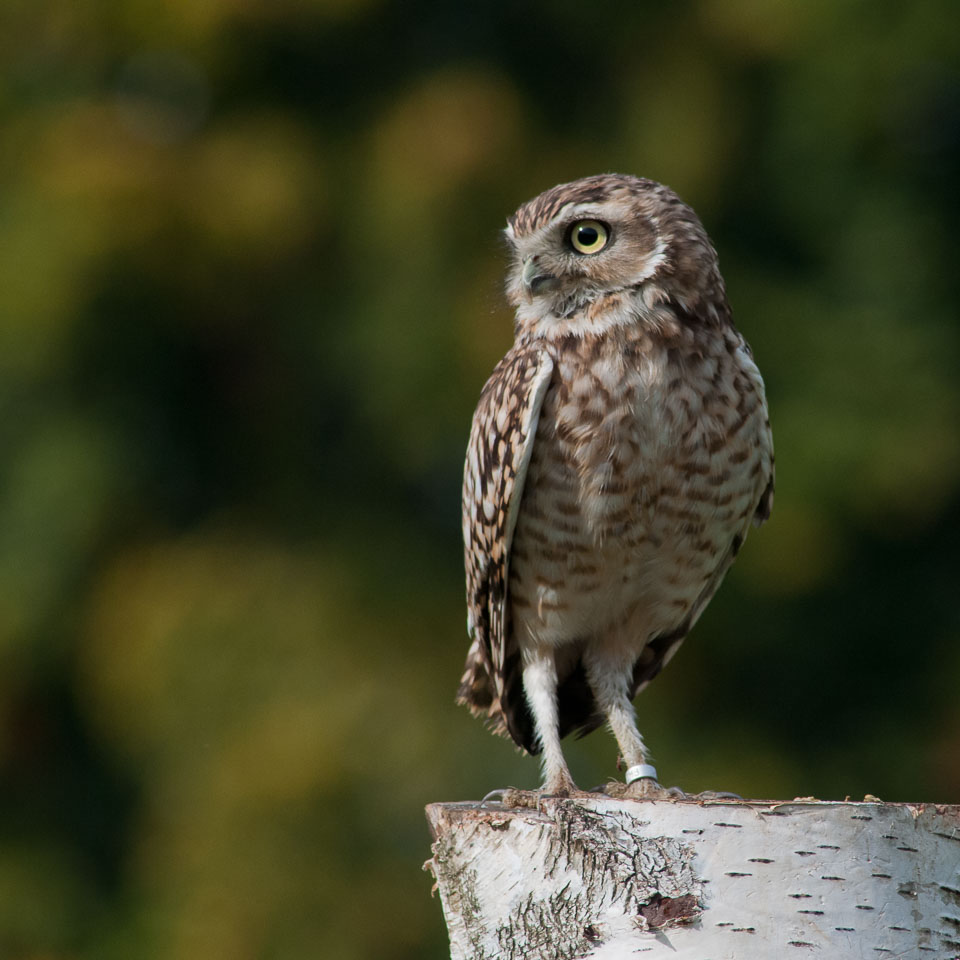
[504,174,727,339]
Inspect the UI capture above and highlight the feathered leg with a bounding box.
[582,646,649,768]
[522,645,577,795]
[582,645,682,799]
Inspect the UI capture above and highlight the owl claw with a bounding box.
[479,787,514,807]
[480,781,598,809]
[604,779,744,802]
[480,787,546,808]
[605,777,686,800]
[689,789,743,801]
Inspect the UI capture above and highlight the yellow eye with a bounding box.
[569,220,609,254]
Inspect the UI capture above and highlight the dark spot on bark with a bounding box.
[582,923,600,942]
[638,893,700,929]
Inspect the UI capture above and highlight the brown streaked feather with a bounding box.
[629,449,775,702]
[457,344,554,744]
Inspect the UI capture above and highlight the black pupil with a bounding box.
[577,225,599,247]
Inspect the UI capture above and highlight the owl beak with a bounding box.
[521,257,559,296]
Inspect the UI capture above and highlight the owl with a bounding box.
[457,174,774,799]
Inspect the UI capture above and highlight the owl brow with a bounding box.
[558,212,606,230]
[510,183,612,234]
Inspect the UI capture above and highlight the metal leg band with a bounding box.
[625,763,658,784]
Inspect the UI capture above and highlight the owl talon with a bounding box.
[479,788,512,807]
[479,787,553,808]
[605,777,686,800]
[480,781,600,809]
[481,788,540,809]
[689,789,743,801]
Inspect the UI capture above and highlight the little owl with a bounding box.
[458,174,774,799]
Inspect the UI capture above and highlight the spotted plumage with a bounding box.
[458,174,774,796]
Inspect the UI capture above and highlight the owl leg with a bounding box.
[522,646,577,796]
[582,647,683,800]
[582,647,649,770]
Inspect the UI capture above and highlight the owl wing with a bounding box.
[457,344,554,742]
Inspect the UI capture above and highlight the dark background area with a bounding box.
[1,1,958,957]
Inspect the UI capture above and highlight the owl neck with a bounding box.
[514,283,728,344]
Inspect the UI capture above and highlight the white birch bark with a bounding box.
[425,796,960,959]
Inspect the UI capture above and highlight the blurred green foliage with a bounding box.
[0,0,958,957]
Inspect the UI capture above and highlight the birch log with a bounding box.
[425,796,960,959]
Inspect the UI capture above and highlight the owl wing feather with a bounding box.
[457,344,554,742]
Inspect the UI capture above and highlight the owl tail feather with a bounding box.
[456,641,515,742]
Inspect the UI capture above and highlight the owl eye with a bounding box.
[569,220,609,254]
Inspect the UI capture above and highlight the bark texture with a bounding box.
[425,796,960,959]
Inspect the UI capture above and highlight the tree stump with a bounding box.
[425,796,960,959]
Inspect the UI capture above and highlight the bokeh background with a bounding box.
[2,0,959,957]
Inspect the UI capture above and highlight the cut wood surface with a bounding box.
[425,796,960,959]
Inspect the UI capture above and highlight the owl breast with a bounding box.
[508,327,768,653]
